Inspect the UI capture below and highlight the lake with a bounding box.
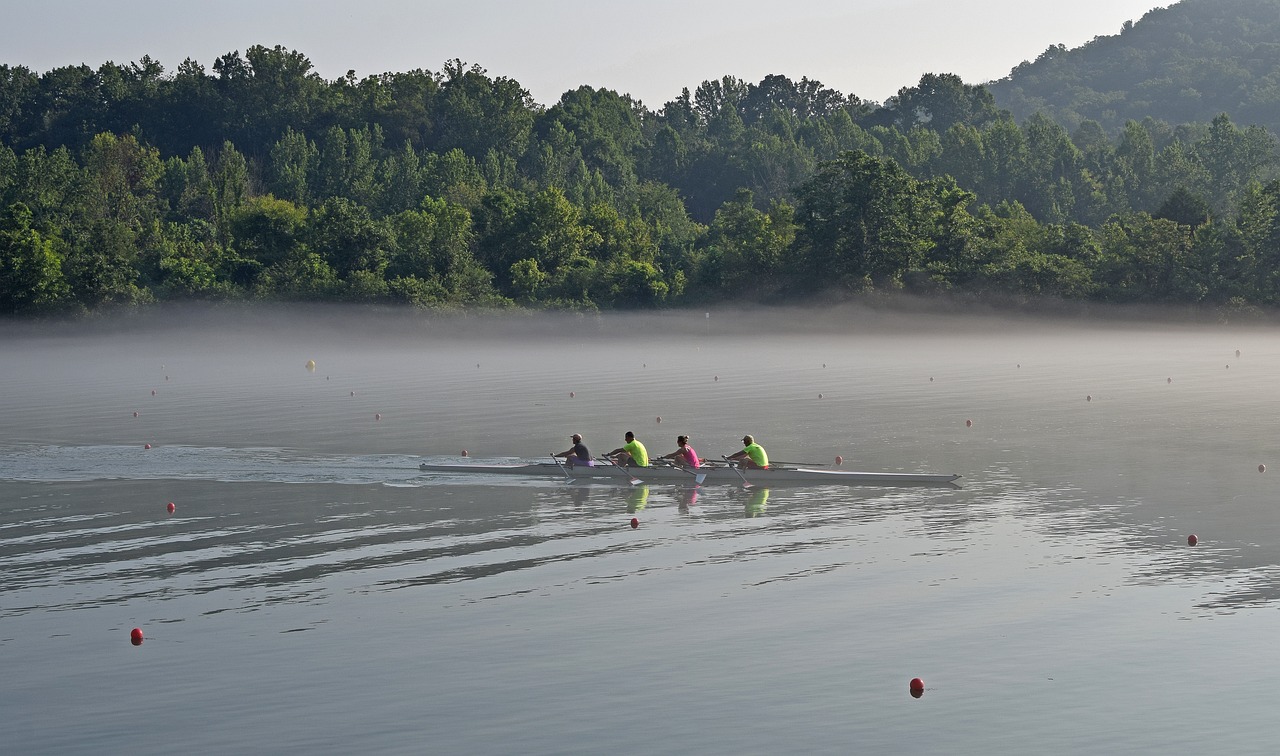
[3,303,1279,754]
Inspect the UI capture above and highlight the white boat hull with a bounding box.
[418,461,960,487]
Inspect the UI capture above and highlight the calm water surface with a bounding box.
[3,306,1280,754]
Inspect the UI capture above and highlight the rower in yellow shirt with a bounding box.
[607,431,649,468]
[727,434,769,469]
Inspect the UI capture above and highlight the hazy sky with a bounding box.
[3,0,1167,107]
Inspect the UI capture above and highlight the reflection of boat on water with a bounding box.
[418,461,960,487]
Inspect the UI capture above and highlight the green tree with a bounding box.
[0,202,68,313]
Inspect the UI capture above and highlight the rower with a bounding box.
[657,435,701,468]
[606,431,649,468]
[555,433,594,467]
[727,434,769,469]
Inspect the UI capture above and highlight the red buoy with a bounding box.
[166,502,175,513]
[569,391,575,398]
[375,413,381,421]
[910,678,924,698]
[656,416,661,423]
[1188,534,1198,546]
[835,456,844,466]
[818,393,824,399]
[144,443,152,449]
[151,389,156,396]
[132,411,139,418]
[1260,464,1267,473]
[1086,395,1092,402]
[965,419,972,427]
[630,517,639,529]
[461,450,469,457]
[130,627,144,645]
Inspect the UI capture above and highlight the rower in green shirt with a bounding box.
[607,431,649,468]
[728,434,769,469]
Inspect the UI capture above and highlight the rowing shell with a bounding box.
[418,461,960,487]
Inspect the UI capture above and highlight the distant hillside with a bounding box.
[987,0,1280,134]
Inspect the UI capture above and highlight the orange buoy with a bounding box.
[1188,534,1198,546]
[130,628,144,645]
[835,456,844,466]
[909,678,924,698]
[166,502,175,513]
[630,517,639,529]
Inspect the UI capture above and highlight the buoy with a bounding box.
[130,628,144,645]
[656,416,661,423]
[151,389,156,396]
[630,517,639,529]
[1237,350,1241,358]
[823,363,826,368]
[714,376,719,382]
[132,411,139,418]
[569,391,575,398]
[350,391,355,397]
[1188,534,1198,546]
[165,375,169,381]
[910,678,924,698]
[929,377,934,382]
[1168,377,1172,384]
[1259,464,1267,473]
[305,360,316,372]
[818,393,824,399]
[461,450,469,457]
[1087,395,1092,402]
[144,443,152,449]
[375,413,381,421]
[835,455,844,466]
[965,419,972,427]
[166,502,175,513]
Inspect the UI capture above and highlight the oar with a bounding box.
[602,456,643,485]
[722,456,754,489]
[550,453,574,482]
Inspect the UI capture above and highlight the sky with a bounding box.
[3,0,1169,107]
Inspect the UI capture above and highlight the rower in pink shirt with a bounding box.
[658,435,701,468]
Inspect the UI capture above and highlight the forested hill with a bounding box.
[988,0,1280,135]
[7,8,1280,318]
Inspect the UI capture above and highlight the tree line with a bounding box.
[4,45,1280,316]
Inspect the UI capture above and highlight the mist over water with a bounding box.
[4,303,1280,753]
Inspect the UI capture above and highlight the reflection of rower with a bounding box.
[627,485,650,513]
[744,488,770,517]
[679,486,699,514]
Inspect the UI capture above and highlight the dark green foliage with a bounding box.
[7,7,1280,316]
